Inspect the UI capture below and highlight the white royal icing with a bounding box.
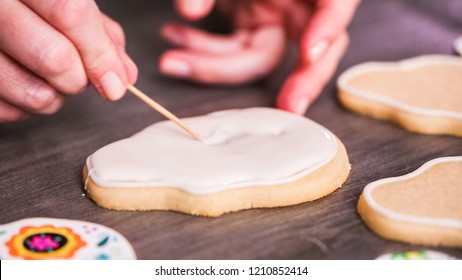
[337,55,462,120]
[86,108,338,194]
[455,36,462,56]
[363,156,462,230]
[0,218,136,260]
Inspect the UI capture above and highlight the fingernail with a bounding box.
[184,0,207,15]
[100,71,126,100]
[162,25,184,46]
[160,58,191,77]
[295,97,310,115]
[309,40,328,62]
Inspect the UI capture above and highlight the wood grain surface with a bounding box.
[1,0,461,259]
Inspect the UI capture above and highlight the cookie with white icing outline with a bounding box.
[338,55,462,137]
[0,218,136,259]
[83,108,350,217]
[358,156,462,248]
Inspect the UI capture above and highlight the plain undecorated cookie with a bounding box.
[358,156,462,248]
[84,108,350,217]
[338,55,462,137]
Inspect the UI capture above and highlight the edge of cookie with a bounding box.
[337,55,462,137]
[357,156,462,247]
[82,137,350,217]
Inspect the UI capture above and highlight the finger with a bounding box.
[101,14,138,85]
[38,94,65,115]
[21,0,130,100]
[174,0,216,21]
[118,48,138,85]
[161,23,248,54]
[102,13,126,48]
[159,25,285,84]
[277,32,349,115]
[300,0,360,63]
[0,0,87,95]
[0,100,29,123]
[282,1,314,41]
[0,51,64,114]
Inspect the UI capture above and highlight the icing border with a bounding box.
[363,156,462,229]
[337,55,462,120]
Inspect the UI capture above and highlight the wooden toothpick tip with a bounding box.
[126,84,203,142]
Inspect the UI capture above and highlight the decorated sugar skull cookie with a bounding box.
[0,218,136,260]
[376,250,456,260]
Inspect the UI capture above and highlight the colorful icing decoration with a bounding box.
[97,235,110,247]
[455,36,462,56]
[0,218,136,260]
[96,253,110,260]
[358,156,462,247]
[6,225,85,259]
[376,250,456,260]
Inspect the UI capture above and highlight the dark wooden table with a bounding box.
[1,0,461,259]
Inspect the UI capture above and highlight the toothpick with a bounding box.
[126,84,203,142]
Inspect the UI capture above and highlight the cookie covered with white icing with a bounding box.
[83,108,350,217]
[0,218,136,259]
[358,156,462,248]
[337,55,462,137]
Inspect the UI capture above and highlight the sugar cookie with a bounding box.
[84,108,350,217]
[338,55,462,137]
[358,156,462,247]
[0,218,136,259]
